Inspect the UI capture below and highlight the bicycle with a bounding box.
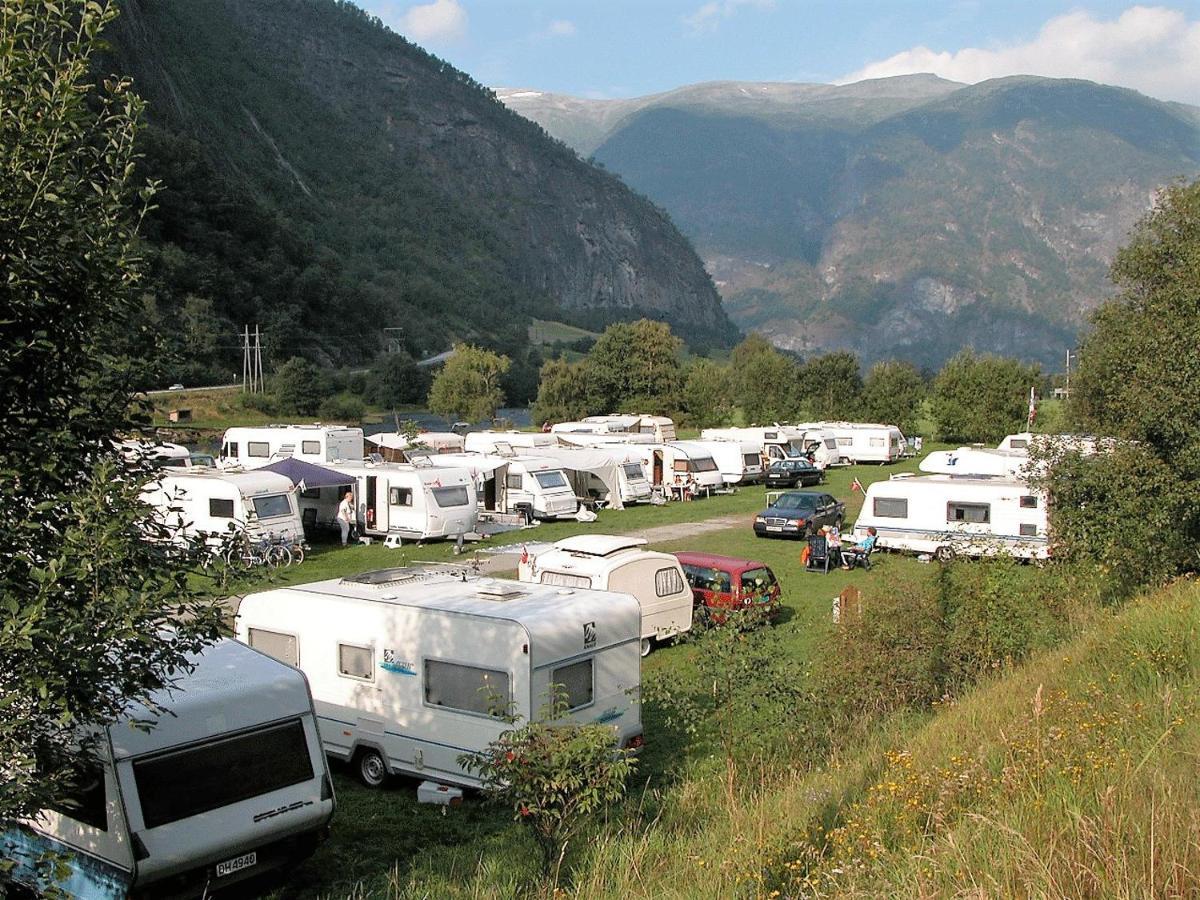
[277,534,307,566]
[223,534,289,569]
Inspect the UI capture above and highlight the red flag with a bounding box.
[851,477,864,494]
[520,545,529,564]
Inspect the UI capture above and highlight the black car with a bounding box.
[753,491,844,539]
[764,458,824,488]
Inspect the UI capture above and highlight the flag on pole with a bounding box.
[519,545,529,565]
[297,478,307,493]
[1027,386,1037,428]
[851,477,864,494]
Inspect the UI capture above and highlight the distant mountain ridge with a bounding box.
[104,0,731,383]
[500,75,1200,368]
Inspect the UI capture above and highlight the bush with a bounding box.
[237,391,278,414]
[317,393,365,422]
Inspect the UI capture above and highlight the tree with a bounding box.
[0,0,221,827]
[859,360,926,436]
[727,334,799,423]
[273,356,332,416]
[531,357,593,425]
[681,358,734,428]
[366,350,427,408]
[800,351,862,420]
[583,319,684,413]
[427,343,510,422]
[931,350,1041,443]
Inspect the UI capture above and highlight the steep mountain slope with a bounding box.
[502,76,1200,368]
[105,0,731,382]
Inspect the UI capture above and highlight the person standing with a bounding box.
[337,490,354,546]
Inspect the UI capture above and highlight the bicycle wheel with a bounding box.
[267,544,290,568]
[291,543,306,566]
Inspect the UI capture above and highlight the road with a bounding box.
[145,383,238,398]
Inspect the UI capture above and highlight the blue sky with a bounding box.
[359,1,1200,104]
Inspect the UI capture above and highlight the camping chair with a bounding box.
[805,535,830,574]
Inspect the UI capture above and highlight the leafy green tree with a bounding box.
[681,358,734,428]
[273,356,332,416]
[931,349,1041,443]
[859,360,927,435]
[0,0,221,826]
[366,350,427,408]
[800,351,863,420]
[583,319,684,414]
[531,357,593,425]
[728,334,799,423]
[427,343,510,422]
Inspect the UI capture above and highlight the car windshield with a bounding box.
[773,493,817,510]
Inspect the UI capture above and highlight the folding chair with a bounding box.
[805,535,830,574]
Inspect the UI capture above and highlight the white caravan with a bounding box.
[119,439,193,469]
[142,469,303,549]
[464,430,559,454]
[684,439,764,485]
[323,461,477,541]
[799,422,906,464]
[426,453,579,521]
[3,639,335,898]
[221,424,364,469]
[630,441,725,494]
[700,426,841,468]
[920,447,1032,478]
[577,414,677,442]
[998,432,1118,456]
[520,535,694,656]
[236,567,644,789]
[852,474,1049,560]
[467,440,651,509]
[367,431,465,462]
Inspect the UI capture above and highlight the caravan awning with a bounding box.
[527,446,631,510]
[259,458,354,489]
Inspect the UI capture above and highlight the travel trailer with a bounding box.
[684,439,764,485]
[700,426,842,468]
[629,441,725,495]
[468,441,651,509]
[366,431,465,462]
[799,422,906,464]
[323,461,478,542]
[3,639,335,898]
[119,439,193,470]
[220,425,364,469]
[463,430,560,454]
[426,453,580,521]
[920,447,1032,478]
[236,567,644,789]
[852,474,1049,560]
[552,414,677,443]
[520,535,694,656]
[997,432,1117,456]
[142,469,304,549]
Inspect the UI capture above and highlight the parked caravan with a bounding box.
[236,567,644,789]
[3,639,335,898]
[142,469,303,549]
[799,422,906,464]
[476,443,652,509]
[684,439,764,485]
[554,430,657,448]
[324,461,478,541]
[997,432,1117,456]
[520,535,693,656]
[852,474,1049,560]
[120,439,193,470]
[367,431,464,462]
[577,414,677,442]
[425,453,579,521]
[630,442,725,495]
[700,426,838,468]
[463,431,559,454]
[220,425,364,469]
[920,447,1031,478]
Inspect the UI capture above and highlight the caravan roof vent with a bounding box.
[474,579,525,600]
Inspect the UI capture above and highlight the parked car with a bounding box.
[764,458,824,488]
[674,551,781,622]
[753,490,844,539]
[168,382,185,391]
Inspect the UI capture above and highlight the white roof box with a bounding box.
[554,534,648,557]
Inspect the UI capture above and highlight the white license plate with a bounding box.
[216,851,257,878]
[766,525,783,533]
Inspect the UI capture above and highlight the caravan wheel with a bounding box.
[356,748,388,788]
[935,546,957,563]
[640,638,652,658]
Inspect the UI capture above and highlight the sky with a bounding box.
[357,0,1200,105]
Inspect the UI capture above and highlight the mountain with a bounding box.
[104,0,731,384]
[500,75,1200,369]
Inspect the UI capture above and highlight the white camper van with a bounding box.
[236,567,644,789]
[684,439,764,485]
[321,462,478,542]
[3,639,335,899]
[920,447,1032,478]
[799,422,906,464]
[852,474,1049,560]
[221,424,364,469]
[520,535,694,656]
[142,469,303,549]
[427,453,579,521]
[631,442,725,496]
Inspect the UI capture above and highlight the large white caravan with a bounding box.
[426,453,579,521]
[998,432,1117,456]
[852,474,1049,560]
[236,567,644,789]
[142,468,303,549]
[629,441,725,494]
[367,431,464,462]
[3,639,335,898]
[221,424,364,469]
[700,426,842,468]
[322,461,478,542]
[520,535,693,656]
[552,414,677,443]
[920,447,1032,478]
[799,422,906,464]
[465,437,651,508]
[683,439,764,485]
[463,430,559,454]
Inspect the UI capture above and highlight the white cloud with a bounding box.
[546,19,577,38]
[842,5,1200,105]
[684,0,775,35]
[399,0,468,44]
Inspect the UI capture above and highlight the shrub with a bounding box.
[317,392,365,422]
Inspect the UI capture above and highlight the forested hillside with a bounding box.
[105,0,732,386]
[503,75,1200,368]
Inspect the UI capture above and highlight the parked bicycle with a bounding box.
[222,533,303,569]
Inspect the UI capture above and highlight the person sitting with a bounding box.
[842,527,878,570]
[826,524,843,568]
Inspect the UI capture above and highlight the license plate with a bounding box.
[766,525,783,533]
[216,851,257,878]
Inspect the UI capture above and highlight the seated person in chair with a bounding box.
[842,526,878,569]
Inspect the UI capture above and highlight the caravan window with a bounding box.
[248,628,298,666]
[224,442,238,459]
[247,442,270,458]
[209,498,235,518]
[1009,438,1028,449]
[1019,523,1038,537]
[424,660,510,717]
[301,440,321,455]
[672,459,689,473]
[506,473,523,490]
[873,497,908,518]
[133,719,313,829]
[551,659,594,711]
[743,453,760,468]
[389,487,413,507]
[252,494,293,519]
[691,457,718,473]
[836,437,853,447]
[1020,495,1039,509]
[622,463,645,480]
[540,571,592,589]
[432,485,470,507]
[338,644,374,680]
[534,470,569,490]
[948,502,990,524]
[655,566,685,597]
[46,758,107,831]
[869,437,886,448]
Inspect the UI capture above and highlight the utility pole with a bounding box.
[253,325,264,393]
[242,325,265,393]
[242,325,251,393]
[383,327,405,355]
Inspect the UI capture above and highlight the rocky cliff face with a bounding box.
[107,0,732,364]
